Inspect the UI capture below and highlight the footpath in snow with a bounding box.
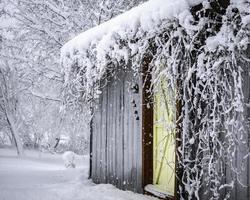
[0,148,156,200]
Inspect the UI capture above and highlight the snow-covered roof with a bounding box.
[61,0,203,58]
[61,0,204,102]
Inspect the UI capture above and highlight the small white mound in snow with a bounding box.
[62,151,76,168]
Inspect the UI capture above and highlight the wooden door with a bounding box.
[91,67,143,192]
[153,80,176,196]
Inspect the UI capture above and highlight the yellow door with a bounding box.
[153,80,176,196]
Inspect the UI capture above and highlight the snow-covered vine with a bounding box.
[61,0,249,199]
[151,1,250,199]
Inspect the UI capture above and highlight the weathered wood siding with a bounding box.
[90,52,250,198]
[91,67,143,193]
[226,50,250,200]
[199,51,250,200]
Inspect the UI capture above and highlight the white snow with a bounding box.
[61,0,204,101]
[61,0,203,58]
[0,148,156,200]
[62,151,76,168]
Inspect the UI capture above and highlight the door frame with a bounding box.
[141,55,181,200]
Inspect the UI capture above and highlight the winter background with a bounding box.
[0,0,249,199]
[0,0,158,199]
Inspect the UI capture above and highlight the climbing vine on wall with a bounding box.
[151,2,250,199]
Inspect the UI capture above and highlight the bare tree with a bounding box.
[0,0,146,154]
[0,61,23,155]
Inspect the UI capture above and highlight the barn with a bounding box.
[61,0,250,199]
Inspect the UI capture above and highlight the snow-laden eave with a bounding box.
[61,0,204,59]
[60,0,207,102]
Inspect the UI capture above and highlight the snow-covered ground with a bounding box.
[0,148,156,200]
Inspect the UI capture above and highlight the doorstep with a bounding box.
[144,184,174,199]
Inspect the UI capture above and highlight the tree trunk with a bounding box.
[6,112,23,156]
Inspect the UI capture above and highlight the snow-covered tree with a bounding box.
[0,0,145,154]
[0,61,24,155]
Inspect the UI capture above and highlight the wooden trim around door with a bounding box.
[141,55,154,189]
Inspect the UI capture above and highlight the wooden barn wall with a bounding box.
[91,67,143,193]
[225,49,250,200]
[194,50,250,199]
[213,49,250,200]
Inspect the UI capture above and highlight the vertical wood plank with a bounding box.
[123,72,129,190]
[106,81,111,184]
[136,74,143,193]
[92,104,97,182]
[96,92,102,183]
[91,105,96,180]
[130,76,134,191]
[110,79,115,184]
[112,77,118,186]
[121,71,125,190]
[102,85,108,183]
[99,87,104,183]
[116,75,121,188]
[114,76,118,188]
[141,56,154,188]
[127,70,134,191]
[132,71,138,192]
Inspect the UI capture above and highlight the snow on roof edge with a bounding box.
[61,0,204,58]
